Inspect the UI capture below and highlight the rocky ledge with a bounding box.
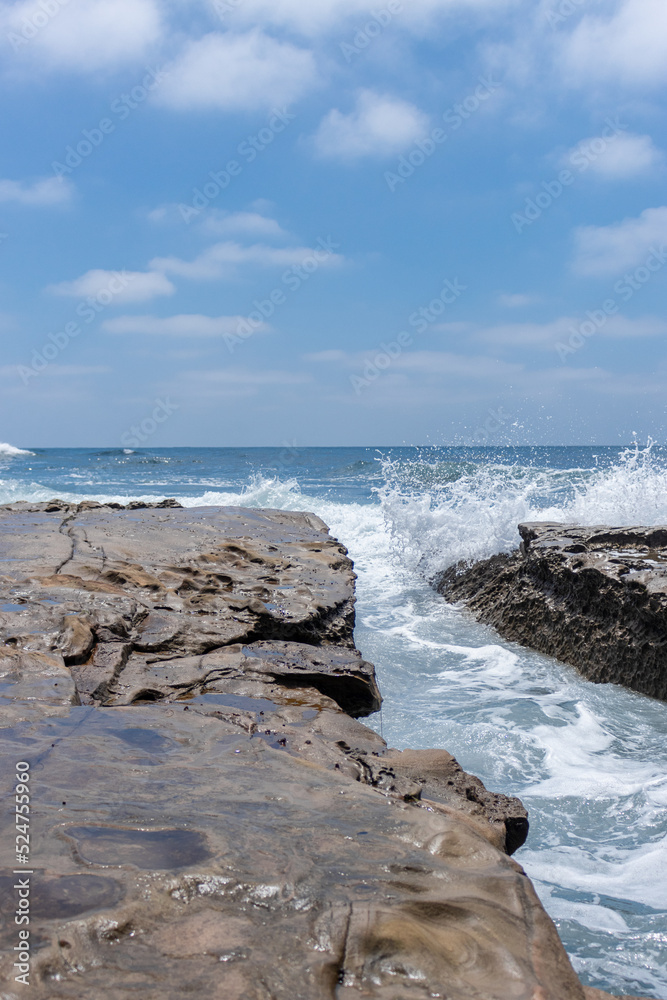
[438,522,667,702]
[0,503,652,999]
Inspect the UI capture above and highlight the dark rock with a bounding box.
[438,522,667,701]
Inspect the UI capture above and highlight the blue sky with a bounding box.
[1,0,666,447]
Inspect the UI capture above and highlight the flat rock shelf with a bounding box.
[0,502,655,999]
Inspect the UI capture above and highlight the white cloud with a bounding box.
[304,350,346,361]
[189,368,311,385]
[476,315,667,348]
[565,133,663,179]
[313,90,429,160]
[151,241,343,280]
[497,293,535,308]
[601,315,667,338]
[157,31,317,111]
[572,207,667,276]
[48,269,175,303]
[560,0,667,86]
[216,0,513,36]
[0,364,110,377]
[2,0,162,72]
[202,211,290,239]
[103,314,268,336]
[475,318,577,348]
[394,351,523,378]
[0,176,72,206]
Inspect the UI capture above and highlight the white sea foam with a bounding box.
[377,441,667,581]
[0,442,34,457]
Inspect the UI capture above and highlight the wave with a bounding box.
[0,442,34,457]
[376,440,667,582]
[1,442,666,592]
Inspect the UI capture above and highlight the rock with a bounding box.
[438,522,667,701]
[0,503,641,999]
[0,503,359,707]
[0,704,574,999]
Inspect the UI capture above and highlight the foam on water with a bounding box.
[0,448,665,994]
[377,440,667,581]
[0,441,34,457]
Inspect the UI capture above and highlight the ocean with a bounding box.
[1,441,666,996]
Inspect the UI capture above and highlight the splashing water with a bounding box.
[0,441,34,457]
[376,439,667,581]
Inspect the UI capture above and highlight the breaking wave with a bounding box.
[0,442,34,457]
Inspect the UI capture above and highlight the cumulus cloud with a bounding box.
[572,207,667,276]
[1,0,162,71]
[564,132,663,179]
[48,269,175,303]
[497,293,535,308]
[157,31,317,111]
[202,211,290,239]
[214,0,513,36]
[313,90,429,160]
[103,314,268,336]
[560,0,667,86]
[303,350,347,362]
[0,176,72,206]
[151,240,343,280]
[188,368,311,385]
[475,315,667,348]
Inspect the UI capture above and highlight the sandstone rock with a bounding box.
[438,522,667,701]
[0,704,574,999]
[0,504,645,999]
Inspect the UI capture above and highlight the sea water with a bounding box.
[1,442,666,996]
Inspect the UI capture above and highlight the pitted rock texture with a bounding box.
[438,522,667,701]
[0,501,363,703]
[1,503,638,1000]
[0,705,572,1000]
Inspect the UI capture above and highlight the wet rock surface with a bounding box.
[438,522,667,702]
[0,504,647,998]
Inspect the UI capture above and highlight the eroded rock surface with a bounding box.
[0,503,641,999]
[438,522,667,701]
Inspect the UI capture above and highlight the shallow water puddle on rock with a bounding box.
[0,873,124,919]
[65,826,212,870]
[113,727,178,754]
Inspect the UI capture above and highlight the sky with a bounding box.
[0,0,666,448]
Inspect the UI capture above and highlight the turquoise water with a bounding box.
[1,443,666,996]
